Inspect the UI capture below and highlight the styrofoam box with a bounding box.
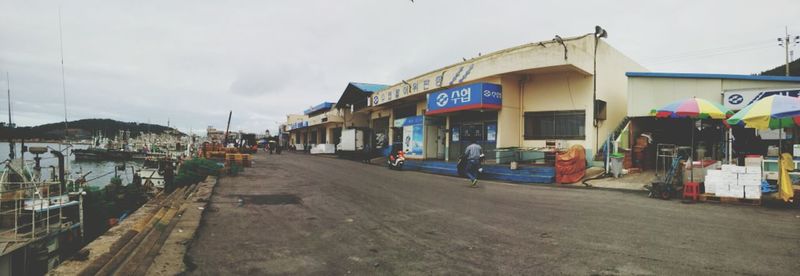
[704,181,716,194]
[731,166,747,174]
[706,170,723,177]
[745,166,762,174]
[721,173,738,182]
[728,186,745,198]
[721,164,736,173]
[738,174,761,185]
[744,186,761,199]
[738,178,761,184]
[744,157,762,167]
[716,187,732,197]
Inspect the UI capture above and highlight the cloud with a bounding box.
[1,0,798,135]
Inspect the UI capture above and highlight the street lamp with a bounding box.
[593,25,608,170]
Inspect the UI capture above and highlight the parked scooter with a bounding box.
[387,144,405,170]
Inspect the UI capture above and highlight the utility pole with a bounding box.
[777,26,800,76]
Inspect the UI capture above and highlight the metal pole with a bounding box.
[7,72,15,160]
[785,27,790,77]
[223,111,232,145]
[691,119,695,182]
[79,191,84,239]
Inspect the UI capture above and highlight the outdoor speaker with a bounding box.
[595,99,607,120]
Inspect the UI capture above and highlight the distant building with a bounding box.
[206,127,225,143]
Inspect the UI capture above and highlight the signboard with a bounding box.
[393,115,424,127]
[394,115,425,157]
[289,121,309,130]
[451,126,460,142]
[304,102,335,115]
[403,125,424,157]
[723,88,800,110]
[425,83,502,115]
[486,123,497,142]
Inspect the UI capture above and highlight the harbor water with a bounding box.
[0,142,140,187]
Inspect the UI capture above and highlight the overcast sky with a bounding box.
[1,0,798,134]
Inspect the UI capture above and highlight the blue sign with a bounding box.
[394,115,424,127]
[426,83,502,115]
[724,88,800,110]
[304,102,335,115]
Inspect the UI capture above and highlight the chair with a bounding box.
[683,181,700,201]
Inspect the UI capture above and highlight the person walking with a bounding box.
[464,140,483,187]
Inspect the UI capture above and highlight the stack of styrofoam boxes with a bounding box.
[742,157,763,199]
[712,164,762,198]
[704,169,723,194]
[716,165,743,197]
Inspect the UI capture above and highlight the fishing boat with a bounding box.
[0,147,83,275]
[134,153,175,193]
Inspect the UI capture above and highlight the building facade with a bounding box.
[356,34,645,161]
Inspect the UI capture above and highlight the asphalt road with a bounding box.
[186,152,800,275]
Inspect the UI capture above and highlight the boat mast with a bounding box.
[6,72,13,160]
[59,7,69,141]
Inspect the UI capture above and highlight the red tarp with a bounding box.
[555,145,586,184]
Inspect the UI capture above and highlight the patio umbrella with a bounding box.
[727,95,800,202]
[726,95,800,129]
[653,97,733,119]
[652,97,733,182]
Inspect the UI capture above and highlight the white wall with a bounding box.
[627,77,800,117]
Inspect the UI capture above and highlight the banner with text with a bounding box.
[426,83,502,115]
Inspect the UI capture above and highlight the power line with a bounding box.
[648,44,774,65]
[641,39,773,62]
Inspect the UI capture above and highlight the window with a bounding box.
[524,110,585,140]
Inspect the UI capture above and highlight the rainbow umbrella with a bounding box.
[653,97,733,119]
[651,97,732,184]
[726,95,800,129]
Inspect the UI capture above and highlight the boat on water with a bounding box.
[73,148,135,161]
[134,153,176,193]
[0,146,83,275]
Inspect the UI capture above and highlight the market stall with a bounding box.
[645,97,733,200]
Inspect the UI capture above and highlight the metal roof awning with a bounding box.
[336,82,389,110]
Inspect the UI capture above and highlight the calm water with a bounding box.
[0,142,140,187]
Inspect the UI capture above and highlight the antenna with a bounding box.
[59,7,69,140]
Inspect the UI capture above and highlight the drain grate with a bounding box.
[235,194,301,205]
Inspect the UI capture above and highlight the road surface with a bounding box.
[186,152,800,275]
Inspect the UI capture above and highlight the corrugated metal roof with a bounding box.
[350,82,389,93]
[304,102,336,115]
[626,72,800,82]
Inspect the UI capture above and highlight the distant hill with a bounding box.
[758,58,800,76]
[0,118,183,140]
